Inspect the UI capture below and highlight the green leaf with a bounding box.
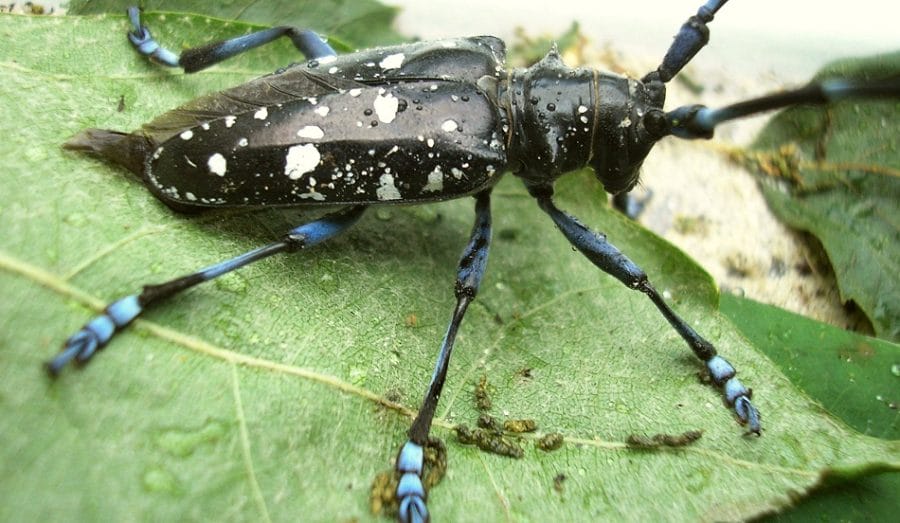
[721,294,898,439]
[507,21,584,67]
[721,294,900,521]
[66,0,404,49]
[0,12,897,522]
[742,52,900,341]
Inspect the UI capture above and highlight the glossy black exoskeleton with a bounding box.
[72,33,662,212]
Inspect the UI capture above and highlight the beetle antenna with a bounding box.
[644,0,728,84]
[642,77,900,140]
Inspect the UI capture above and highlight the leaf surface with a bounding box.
[66,0,403,49]
[721,295,899,521]
[0,13,897,522]
[744,53,900,341]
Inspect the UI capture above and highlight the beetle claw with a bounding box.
[45,329,100,377]
[126,6,152,48]
[735,395,761,435]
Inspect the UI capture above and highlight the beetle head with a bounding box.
[588,73,665,195]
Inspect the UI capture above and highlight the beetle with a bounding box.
[46,2,899,521]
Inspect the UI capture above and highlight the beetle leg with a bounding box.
[612,190,653,220]
[395,190,492,523]
[125,6,335,73]
[531,188,761,435]
[45,206,366,377]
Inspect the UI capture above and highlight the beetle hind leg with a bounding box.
[125,6,335,73]
[45,206,366,377]
[395,190,492,523]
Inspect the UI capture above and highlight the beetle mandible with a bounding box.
[48,1,900,521]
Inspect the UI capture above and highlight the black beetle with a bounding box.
[48,2,899,521]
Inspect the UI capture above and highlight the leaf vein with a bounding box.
[230,362,272,523]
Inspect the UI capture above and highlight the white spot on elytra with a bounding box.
[207,153,227,176]
[379,53,405,70]
[441,120,458,132]
[422,166,443,192]
[185,192,197,201]
[201,122,210,131]
[254,107,268,120]
[376,173,401,200]
[315,106,330,117]
[180,130,193,140]
[224,115,236,128]
[284,144,320,180]
[238,137,248,147]
[577,105,589,114]
[296,125,325,139]
[299,191,326,201]
[451,167,463,179]
[374,91,399,123]
[328,66,339,74]
[349,88,362,97]
[618,117,632,128]
[427,138,435,148]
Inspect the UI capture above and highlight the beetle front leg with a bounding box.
[531,187,760,434]
[395,190,492,523]
[45,206,366,376]
[125,6,335,72]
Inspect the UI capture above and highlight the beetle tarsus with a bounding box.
[706,355,760,434]
[125,6,180,68]
[45,295,143,376]
[395,441,429,523]
[45,330,97,377]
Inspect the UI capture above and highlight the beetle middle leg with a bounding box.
[125,6,335,72]
[530,185,760,434]
[612,191,653,220]
[45,206,366,376]
[395,190,492,523]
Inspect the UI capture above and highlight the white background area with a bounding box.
[389,0,898,80]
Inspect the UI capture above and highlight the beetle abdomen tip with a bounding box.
[63,128,149,175]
